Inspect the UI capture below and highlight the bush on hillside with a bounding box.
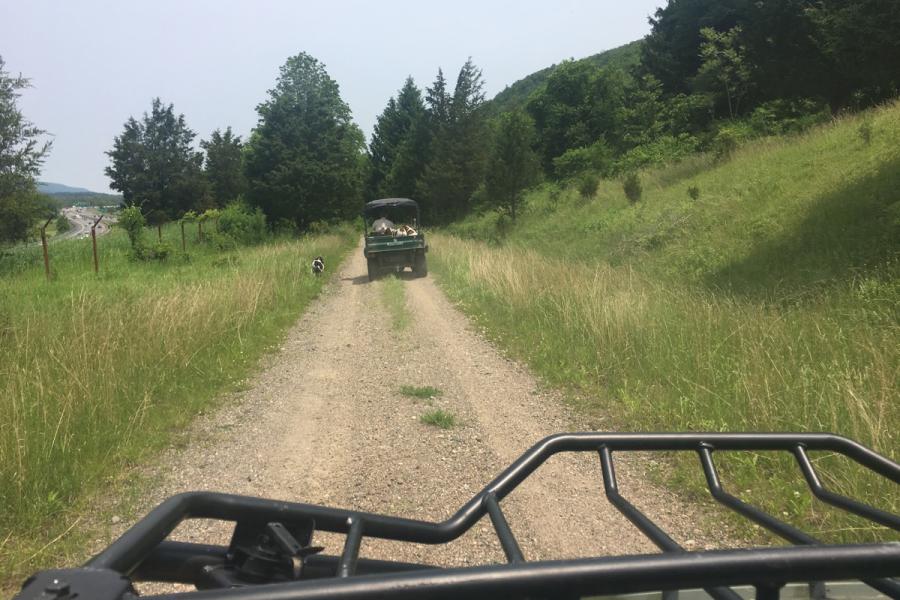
[712,127,741,161]
[578,174,600,199]
[623,172,642,204]
[749,98,830,136]
[615,134,700,174]
[553,140,614,179]
[687,185,701,200]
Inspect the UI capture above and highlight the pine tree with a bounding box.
[417,59,490,223]
[368,77,426,199]
[201,127,246,206]
[485,111,541,220]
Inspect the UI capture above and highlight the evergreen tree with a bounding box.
[244,52,365,229]
[201,127,246,206]
[105,98,206,218]
[0,56,52,244]
[484,111,541,220]
[368,77,426,198]
[417,59,490,223]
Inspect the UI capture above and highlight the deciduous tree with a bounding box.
[0,56,52,244]
[244,52,365,229]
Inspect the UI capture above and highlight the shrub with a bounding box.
[858,120,874,145]
[578,174,600,199]
[615,134,700,174]
[553,139,614,179]
[623,172,642,204]
[148,241,173,261]
[687,185,701,200]
[118,206,147,258]
[218,202,266,244]
[712,127,740,161]
[749,98,830,136]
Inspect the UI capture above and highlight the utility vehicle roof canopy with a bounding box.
[364,198,419,214]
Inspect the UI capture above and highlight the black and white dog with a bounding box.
[311,256,325,276]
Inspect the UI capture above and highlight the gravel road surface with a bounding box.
[119,242,720,593]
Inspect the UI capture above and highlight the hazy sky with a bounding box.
[2,1,664,192]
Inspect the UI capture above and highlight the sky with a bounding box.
[1,0,665,193]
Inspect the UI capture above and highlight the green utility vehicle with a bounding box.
[362,198,427,281]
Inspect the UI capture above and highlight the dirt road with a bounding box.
[124,243,717,590]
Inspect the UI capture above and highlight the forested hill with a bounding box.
[488,40,642,115]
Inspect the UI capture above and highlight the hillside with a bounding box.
[37,181,94,195]
[488,40,642,115]
[434,102,900,542]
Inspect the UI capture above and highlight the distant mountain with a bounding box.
[488,40,643,115]
[38,181,96,195]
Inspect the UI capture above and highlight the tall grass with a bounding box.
[431,102,900,543]
[432,236,897,541]
[0,225,355,582]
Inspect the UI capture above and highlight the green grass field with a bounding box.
[434,102,899,543]
[0,224,356,584]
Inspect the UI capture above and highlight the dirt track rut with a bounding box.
[126,242,714,592]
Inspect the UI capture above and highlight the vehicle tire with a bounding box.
[367,257,378,281]
[413,252,428,278]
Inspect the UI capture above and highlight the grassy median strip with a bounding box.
[0,225,355,584]
[380,274,410,330]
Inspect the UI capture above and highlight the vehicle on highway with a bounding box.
[12,431,899,599]
[362,198,427,281]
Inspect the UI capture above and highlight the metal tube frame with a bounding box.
[13,432,900,600]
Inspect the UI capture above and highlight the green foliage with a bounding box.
[748,98,830,136]
[488,40,642,116]
[400,385,443,399]
[369,77,427,199]
[430,104,900,543]
[858,120,874,145]
[484,111,541,219]
[416,59,491,223]
[526,61,627,172]
[623,172,642,203]
[217,202,266,245]
[244,52,365,230]
[201,127,246,206]
[553,139,613,179]
[117,206,146,254]
[105,98,207,218]
[54,214,71,233]
[578,174,600,200]
[420,408,456,429]
[0,228,357,581]
[616,134,700,173]
[687,185,700,200]
[711,127,741,161]
[0,56,52,244]
[694,26,753,119]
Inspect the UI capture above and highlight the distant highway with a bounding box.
[57,206,115,241]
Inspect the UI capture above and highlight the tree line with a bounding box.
[2,0,898,244]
